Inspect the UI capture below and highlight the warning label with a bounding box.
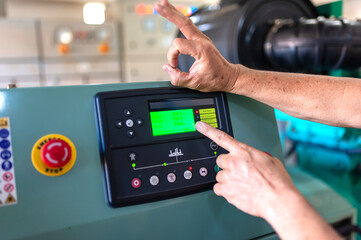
[0,117,17,207]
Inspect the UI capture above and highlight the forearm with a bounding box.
[232,66,361,128]
[265,189,342,240]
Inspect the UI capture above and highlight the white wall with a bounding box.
[343,0,361,19]
[6,0,121,22]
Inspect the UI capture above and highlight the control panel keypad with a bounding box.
[94,88,233,207]
[115,109,146,139]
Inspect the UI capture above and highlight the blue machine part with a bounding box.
[296,144,361,173]
[275,110,361,152]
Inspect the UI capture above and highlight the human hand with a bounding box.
[154,0,245,93]
[195,121,298,219]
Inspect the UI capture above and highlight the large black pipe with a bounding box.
[178,0,361,73]
[265,17,361,72]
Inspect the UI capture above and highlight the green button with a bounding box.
[214,164,222,173]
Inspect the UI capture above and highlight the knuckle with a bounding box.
[184,18,193,27]
[170,77,179,86]
[215,172,222,182]
[215,131,227,143]
[173,38,182,47]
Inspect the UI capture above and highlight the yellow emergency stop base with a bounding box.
[31,134,77,177]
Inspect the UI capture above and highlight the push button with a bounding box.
[167,173,176,183]
[150,175,159,186]
[199,167,208,177]
[31,134,77,177]
[124,109,132,117]
[214,164,222,173]
[114,120,123,128]
[136,118,144,127]
[41,139,71,168]
[127,130,136,138]
[126,119,134,128]
[183,170,192,180]
[131,178,141,189]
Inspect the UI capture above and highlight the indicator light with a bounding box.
[132,163,136,168]
[214,151,217,155]
[136,4,146,15]
[195,110,199,114]
[189,166,193,170]
[163,163,167,166]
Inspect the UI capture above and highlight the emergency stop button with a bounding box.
[41,139,71,168]
[32,134,77,177]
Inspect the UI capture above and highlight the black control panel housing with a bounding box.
[94,87,233,207]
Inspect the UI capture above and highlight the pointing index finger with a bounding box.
[196,121,239,152]
[154,0,205,40]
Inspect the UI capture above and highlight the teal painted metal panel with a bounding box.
[0,82,355,239]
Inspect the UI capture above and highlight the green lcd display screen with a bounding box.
[150,109,196,136]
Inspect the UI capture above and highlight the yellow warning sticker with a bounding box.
[0,117,8,128]
[5,194,16,204]
[0,117,18,207]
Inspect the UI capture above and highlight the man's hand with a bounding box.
[154,0,244,92]
[195,121,342,239]
[195,121,297,218]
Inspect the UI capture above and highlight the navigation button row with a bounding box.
[131,167,210,189]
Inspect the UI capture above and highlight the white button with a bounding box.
[150,175,159,186]
[167,173,176,183]
[199,167,208,177]
[183,170,192,180]
[126,119,134,128]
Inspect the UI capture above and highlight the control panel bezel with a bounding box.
[94,87,233,207]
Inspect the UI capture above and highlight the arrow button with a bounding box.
[127,130,136,138]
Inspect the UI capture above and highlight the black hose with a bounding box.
[265,17,361,72]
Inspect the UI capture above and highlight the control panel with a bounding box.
[94,88,233,207]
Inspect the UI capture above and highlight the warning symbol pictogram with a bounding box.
[5,194,16,204]
[4,183,14,193]
[3,172,13,182]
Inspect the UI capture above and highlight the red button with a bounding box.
[131,178,141,189]
[41,139,72,168]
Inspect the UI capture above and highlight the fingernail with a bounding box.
[163,65,170,73]
[196,121,205,131]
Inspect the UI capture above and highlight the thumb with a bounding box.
[163,64,190,87]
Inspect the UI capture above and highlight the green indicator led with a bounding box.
[163,163,167,166]
[150,109,196,136]
[132,163,136,168]
[214,151,217,155]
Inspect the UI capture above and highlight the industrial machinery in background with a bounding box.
[0,20,120,88]
[178,0,361,236]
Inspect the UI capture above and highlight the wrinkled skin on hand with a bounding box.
[195,121,297,218]
[154,0,244,93]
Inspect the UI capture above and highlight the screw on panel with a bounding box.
[6,84,17,89]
